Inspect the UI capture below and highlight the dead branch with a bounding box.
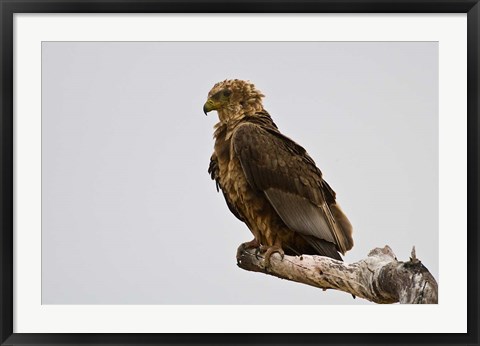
[236,245,438,304]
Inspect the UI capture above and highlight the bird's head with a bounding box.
[203,79,265,122]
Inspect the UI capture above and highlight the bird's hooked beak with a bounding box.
[203,98,218,116]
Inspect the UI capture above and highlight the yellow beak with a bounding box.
[203,98,218,115]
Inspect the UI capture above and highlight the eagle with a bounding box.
[204,79,353,265]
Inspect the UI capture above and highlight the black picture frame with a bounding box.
[1,1,478,345]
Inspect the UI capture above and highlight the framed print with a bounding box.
[1,1,479,345]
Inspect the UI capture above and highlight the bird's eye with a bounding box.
[223,89,232,97]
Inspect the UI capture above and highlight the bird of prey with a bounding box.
[204,79,353,265]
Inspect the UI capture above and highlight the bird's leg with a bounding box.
[236,238,260,264]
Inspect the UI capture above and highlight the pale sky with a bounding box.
[42,41,438,304]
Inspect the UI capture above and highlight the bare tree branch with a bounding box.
[236,245,438,304]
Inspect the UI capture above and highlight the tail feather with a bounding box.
[329,203,354,255]
[301,235,343,261]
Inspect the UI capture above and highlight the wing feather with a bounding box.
[232,122,353,255]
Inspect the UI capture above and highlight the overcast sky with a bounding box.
[42,41,438,305]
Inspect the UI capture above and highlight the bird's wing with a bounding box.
[232,122,353,255]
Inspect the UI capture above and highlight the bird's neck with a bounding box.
[216,97,265,124]
[213,108,277,142]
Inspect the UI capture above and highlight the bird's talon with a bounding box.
[236,239,260,262]
[262,246,285,268]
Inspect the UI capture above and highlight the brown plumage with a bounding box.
[204,79,353,264]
